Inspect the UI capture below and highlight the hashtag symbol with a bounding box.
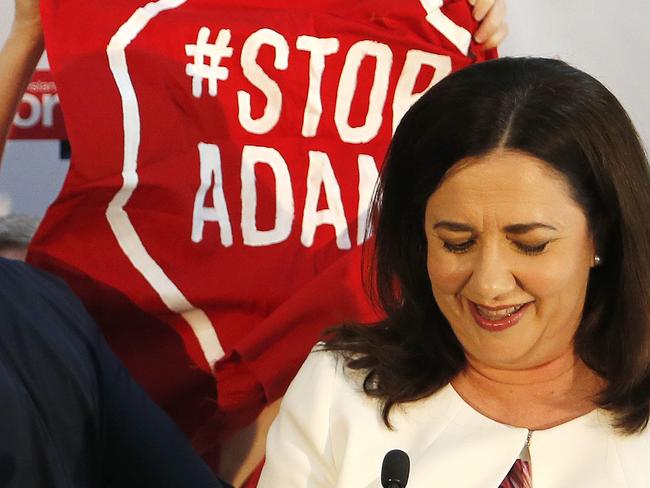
[185,27,233,98]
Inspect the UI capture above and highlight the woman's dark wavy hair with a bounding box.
[323,57,650,433]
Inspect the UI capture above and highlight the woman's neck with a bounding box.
[451,350,605,430]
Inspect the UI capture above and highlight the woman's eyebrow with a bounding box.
[432,221,558,233]
[503,222,558,234]
[433,221,475,232]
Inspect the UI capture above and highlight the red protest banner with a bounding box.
[30,1,495,470]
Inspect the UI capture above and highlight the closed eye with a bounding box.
[514,241,549,255]
[443,240,475,253]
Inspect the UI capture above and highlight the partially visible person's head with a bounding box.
[371,57,650,430]
[0,214,40,261]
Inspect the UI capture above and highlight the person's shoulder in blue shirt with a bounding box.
[0,258,228,487]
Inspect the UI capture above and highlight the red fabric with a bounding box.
[32,0,496,459]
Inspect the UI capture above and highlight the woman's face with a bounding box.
[424,149,596,371]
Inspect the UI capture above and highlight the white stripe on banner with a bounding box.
[106,0,224,368]
[419,0,472,55]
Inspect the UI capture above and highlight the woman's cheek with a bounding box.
[517,254,590,297]
[427,252,471,294]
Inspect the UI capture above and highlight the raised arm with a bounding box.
[0,0,44,161]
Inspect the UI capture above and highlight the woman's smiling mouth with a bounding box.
[469,301,533,332]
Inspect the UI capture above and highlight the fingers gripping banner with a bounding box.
[33,0,494,450]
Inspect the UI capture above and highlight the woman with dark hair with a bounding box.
[258,57,650,487]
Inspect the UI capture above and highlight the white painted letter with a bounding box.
[357,154,379,244]
[301,151,351,249]
[392,50,451,131]
[238,29,289,134]
[241,145,294,246]
[418,0,472,54]
[296,35,340,137]
[192,143,233,246]
[334,40,393,144]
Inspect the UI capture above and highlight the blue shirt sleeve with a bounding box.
[0,258,227,487]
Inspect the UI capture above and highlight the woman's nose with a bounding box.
[466,245,517,302]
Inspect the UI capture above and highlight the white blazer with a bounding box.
[259,348,650,487]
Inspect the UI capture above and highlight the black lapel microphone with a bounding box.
[381,449,410,488]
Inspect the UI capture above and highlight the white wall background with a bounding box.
[0,0,648,217]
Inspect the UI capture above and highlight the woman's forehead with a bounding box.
[425,149,586,229]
